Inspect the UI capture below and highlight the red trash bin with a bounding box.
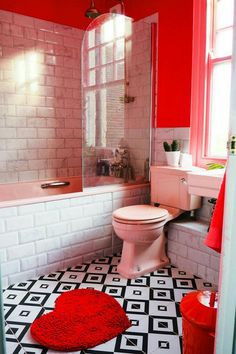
[180,290,217,354]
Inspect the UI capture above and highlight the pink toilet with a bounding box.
[112,166,201,279]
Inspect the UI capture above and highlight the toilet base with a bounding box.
[117,257,170,279]
[117,231,169,279]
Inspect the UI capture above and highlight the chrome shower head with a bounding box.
[85,0,101,19]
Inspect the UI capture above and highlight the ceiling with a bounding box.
[0,0,157,30]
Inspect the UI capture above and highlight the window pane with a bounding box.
[88,49,96,68]
[85,91,96,146]
[88,29,95,48]
[115,16,125,37]
[101,43,113,65]
[216,0,234,29]
[101,67,107,84]
[100,65,114,83]
[99,89,107,147]
[208,61,231,157]
[106,64,114,82]
[89,70,96,86]
[115,62,124,80]
[215,28,233,57]
[116,39,125,60]
[101,20,114,43]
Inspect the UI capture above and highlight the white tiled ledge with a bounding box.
[167,219,220,286]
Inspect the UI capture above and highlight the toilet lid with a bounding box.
[113,205,168,223]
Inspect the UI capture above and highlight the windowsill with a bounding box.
[187,168,225,198]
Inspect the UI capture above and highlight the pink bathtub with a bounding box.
[0,177,82,207]
[0,175,146,207]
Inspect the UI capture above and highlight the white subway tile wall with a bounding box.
[167,220,220,285]
[152,127,190,165]
[124,16,154,177]
[0,10,83,183]
[0,184,149,288]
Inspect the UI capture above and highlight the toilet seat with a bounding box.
[112,205,169,225]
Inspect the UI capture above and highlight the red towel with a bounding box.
[204,174,226,253]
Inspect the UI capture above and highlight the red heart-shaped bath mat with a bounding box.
[30,289,131,351]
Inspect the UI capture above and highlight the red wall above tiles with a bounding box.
[124,0,193,128]
[0,0,193,128]
[0,0,118,30]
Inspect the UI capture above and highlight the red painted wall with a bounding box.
[124,0,193,128]
[0,0,193,127]
[0,0,118,29]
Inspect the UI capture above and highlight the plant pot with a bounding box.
[165,151,180,167]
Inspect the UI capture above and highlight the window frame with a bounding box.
[82,15,127,148]
[190,0,232,167]
[83,19,126,90]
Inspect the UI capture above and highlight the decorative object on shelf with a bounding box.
[112,143,134,182]
[163,139,180,167]
[96,159,111,176]
[180,153,193,168]
[96,143,134,181]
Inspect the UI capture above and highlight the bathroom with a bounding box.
[0,0,235,353]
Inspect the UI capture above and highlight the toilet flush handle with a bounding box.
[180,178,187,184]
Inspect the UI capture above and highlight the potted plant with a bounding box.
[163,140,180,167]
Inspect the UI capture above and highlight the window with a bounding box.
[191,0,234,166]
[83,15,128,148]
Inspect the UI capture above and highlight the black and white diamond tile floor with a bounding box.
[3,254,216,354]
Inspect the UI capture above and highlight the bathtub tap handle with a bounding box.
[41,181,70,189]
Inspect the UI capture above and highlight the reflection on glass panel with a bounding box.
[125,18,132,38]
[89,70,96,85]
[116,39,125,60]
[88,29,95,48]
[99,89,107,147]
[215,28,233,57]
[115,16,125,37]
[101,20,114,43]
[116,62,124,80]
[82,13,151,188]
[101,67,107,84]
[208,61,231,157]
[85,91,96,146]
[101,43,113,65]
[89,49,96,68]
[216,0,234,29]
[85,87,123,148]
[106,64,114,82]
